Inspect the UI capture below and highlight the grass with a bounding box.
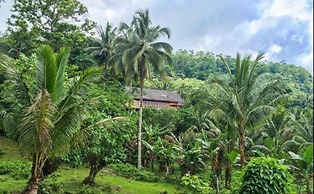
[0,166,184,194]
[0,136,184,194]
[42,167,183,194]
[0,136,29,162]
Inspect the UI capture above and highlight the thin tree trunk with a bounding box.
[166,164,169,175]
[238,126,246,168]
[225,164,231,189]
[306,173,310,194]
[138,82,144,169]
[215,176,219,194]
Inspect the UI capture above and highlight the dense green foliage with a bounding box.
[240,157,292,194]
[0,0,313,193]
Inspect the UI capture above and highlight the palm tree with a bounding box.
[85,22,116,68]
[288,107,313,149]
[249,106,295,158]
[1,45,102,194]
[207,53,288,167]
[112,9,173,168]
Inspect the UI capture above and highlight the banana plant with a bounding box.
[288,145,313,194]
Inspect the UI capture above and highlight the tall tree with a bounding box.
[1,45,102,194]
[208,53,288,167]
[6,0,95,61]
[113,9,173,168]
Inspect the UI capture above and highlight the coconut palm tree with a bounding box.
[288,107,313,149]
[248,106,295,158]
[85,22,117,68]
[1,45,102,194]
[207,53,288,167]
[112,9,173,168]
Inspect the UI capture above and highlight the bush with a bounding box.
[0,160,31,179]
[240,157,293,194]
[181,174,214,194]
[108,163,160,182]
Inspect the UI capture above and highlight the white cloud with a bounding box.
[81,0,155,26]
[266,0,311,21]
[269,44,282,54]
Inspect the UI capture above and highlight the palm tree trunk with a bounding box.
[23,155,45,194]
[238,120,246,168]
[138,80,144,169]
[238,128,246,168]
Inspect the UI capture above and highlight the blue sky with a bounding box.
[0,0,313,74]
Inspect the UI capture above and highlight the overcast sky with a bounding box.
[0,0,313,74]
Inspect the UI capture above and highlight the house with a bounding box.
[132,88,184,109]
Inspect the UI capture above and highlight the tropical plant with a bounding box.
[86,22,117,67]
[288,145,313,194]
[141,123,168,169]
[112,9,174,168]
[181,174,214,194]
[188,108,212,133]
[249,106,295,158]
[177,130,207,176]
[287,108,313,150]
[1,45,102,194]
[143,136,180,174]
[207,53,288,167]
[240,157,293,194]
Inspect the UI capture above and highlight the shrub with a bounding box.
[181,174,214,194]
[108,163,160,182]
[0,160,31,179]
[240,157,292,194]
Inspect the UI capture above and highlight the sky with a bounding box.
[0,0,313,74]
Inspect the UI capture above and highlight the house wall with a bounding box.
[133,100,180,109]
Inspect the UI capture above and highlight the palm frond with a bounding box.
[56,66,103,119]
[53,47,70,103]
[246,105,276,129]
[19,89,55,155]
[36,45,57,94]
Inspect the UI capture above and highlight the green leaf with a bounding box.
[302,144,313,170]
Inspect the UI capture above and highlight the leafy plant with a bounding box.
[288,144,313,194]
[181,174,214,194]
[108,163,160,182]
[0,160,31,179]
[240,157,293,194]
